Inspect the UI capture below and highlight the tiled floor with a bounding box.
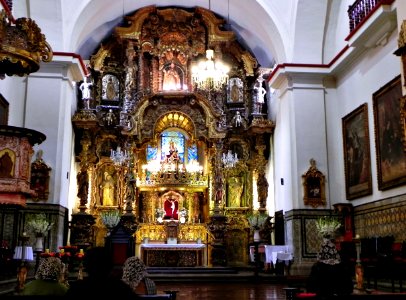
[155,282,289,300]
[155,281,406,300]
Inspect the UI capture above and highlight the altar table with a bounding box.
[264,245,292,265]
[141,244,206,267]
[264,245,293,275]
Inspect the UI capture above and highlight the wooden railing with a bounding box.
[347,0,394,33]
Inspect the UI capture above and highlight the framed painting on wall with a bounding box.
[302,159,326,208]
[373,75,406,190]
[342,103,372,199]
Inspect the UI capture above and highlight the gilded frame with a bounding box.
[227,77,244,103]
[302,159,326,208]
[373,75,406,190]
[91,159,121,209]
[342,103,372,199]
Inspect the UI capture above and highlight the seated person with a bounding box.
[22,257,68,296]
[66,247,134,298]
[122,256,157,295]
[306,239,353,298]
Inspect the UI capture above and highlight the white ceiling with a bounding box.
[72,0,283,68]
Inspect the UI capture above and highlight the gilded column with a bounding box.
[207,139,228,266]
[254,138,268,210]
[137,49,143,91]
[144,191,158,223]
[186,192,195,222]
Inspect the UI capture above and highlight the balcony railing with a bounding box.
[348,0,394,33]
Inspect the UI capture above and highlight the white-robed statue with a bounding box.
[80,76,93,100]
[79,76,93,109]
[253,80,266,114]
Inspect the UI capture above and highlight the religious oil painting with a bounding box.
[302,159,326,208]
[373,75,406,190]
[342,103,372,199]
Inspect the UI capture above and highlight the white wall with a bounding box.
[328,29,404,206]
[0,77,27,127]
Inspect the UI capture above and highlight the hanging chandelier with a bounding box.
[110,146,129,166]
[222,150,238,168]
[191,49,229,91]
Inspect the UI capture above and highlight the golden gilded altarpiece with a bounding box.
[72,6,274,266]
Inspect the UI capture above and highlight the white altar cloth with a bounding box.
[141,244,205,249]
[264,245,292,265]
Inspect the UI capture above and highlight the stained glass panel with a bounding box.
[188,144,198,161]
[146,145,157,161]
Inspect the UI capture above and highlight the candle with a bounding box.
[79,249,84,254]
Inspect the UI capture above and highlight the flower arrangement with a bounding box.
[100,210,121,228]
[315,216,341,237]
[179,207,188,218]
[155,208,165,219]
[25,213,53,236]
[246,211,269,230]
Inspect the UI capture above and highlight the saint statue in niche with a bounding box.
[79,76,93,109]
[163,62,181,91]
[165,139,180,163]
[77,170,89,206]
[253,80,267,114]
[227,175,244,207]
[103,109,116,127]
[232,111,242,127]
[231,81,239,102]
[102,75,118,101]
[257,173,269,209]
[106,77,116,100]
[100,171,116,206]
[228,77,243,103]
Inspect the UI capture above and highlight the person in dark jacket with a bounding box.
[66,247,134,298]
[306,238,354,299]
